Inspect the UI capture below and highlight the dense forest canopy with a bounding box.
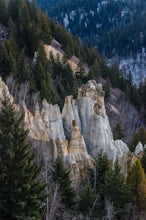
[37,0,146,57]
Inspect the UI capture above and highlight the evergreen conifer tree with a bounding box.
[113,123,125,140]
[78,185,96,215]
[52,157,76,210]
[131,126,146,146]
[0,95,46,220]
[34,43,55,102]
[130,126,146,152]
[100,163,132,210]
[141,148,146,174]
[127,159,146,212]
[0,0,8,24]
[94,155,132,218]
[104,78,111,101]
[94,153,111,189]
[0,35,18,78]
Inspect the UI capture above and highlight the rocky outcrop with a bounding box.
[62,80,129,161]
[22,79,131,181]
[20,97,93,187]
[0,77,143,186]
[65,120,93,187]
[135,142,143,157]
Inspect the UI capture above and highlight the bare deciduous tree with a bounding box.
[102,199,116,220]
[6,75,40,112]
[106,88,142,143]
[47,182,64,220]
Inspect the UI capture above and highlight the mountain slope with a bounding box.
[37,0,146,56]
[37,0,146,86]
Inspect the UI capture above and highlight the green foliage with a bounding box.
[129,85,142,108]
[18,51,33,82]
[103,78,111,101]
[33,43,55,102]
[41,0,146,57]
[129,126,146,173]
[40,14,52,44]
[109,64,121,87]
[0,0,82,107]
[113,123,125,140]
[78,185,96,215]
[139,80,146,122]
[7,0,51,56]
[0,95,46,220]
[127,159,146,212]
[49,54,79,105]
[0,0,8,24]
[141,148,146,174]
[94,153,111,188]
[100,163,132,210]
[89,59,101,80]
[130,127,146,152]
[37,0,146,119]
[94,154,132,219]
[52,157,76,209]
[0,34,19,77]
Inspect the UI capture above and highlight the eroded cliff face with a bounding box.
[0,77,143,186]
[21,99,93,187]
[62,80,130,161]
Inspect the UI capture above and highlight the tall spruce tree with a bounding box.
[78,185,96,215]
[100,163,132,209]
[129,126,146,152]
[94,154,132,219]
[52,157,76,210]
[0,95,46,220]
[94,153,111,189]
[34,43,55,102]
[113,123,125,140]
[127,159,146,212]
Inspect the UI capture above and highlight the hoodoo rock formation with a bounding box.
[62,80,130,160]
[0,77,144,186]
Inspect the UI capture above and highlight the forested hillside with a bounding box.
[37,0,146,56]
[37,0,146,86]
[1,0,146,112]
